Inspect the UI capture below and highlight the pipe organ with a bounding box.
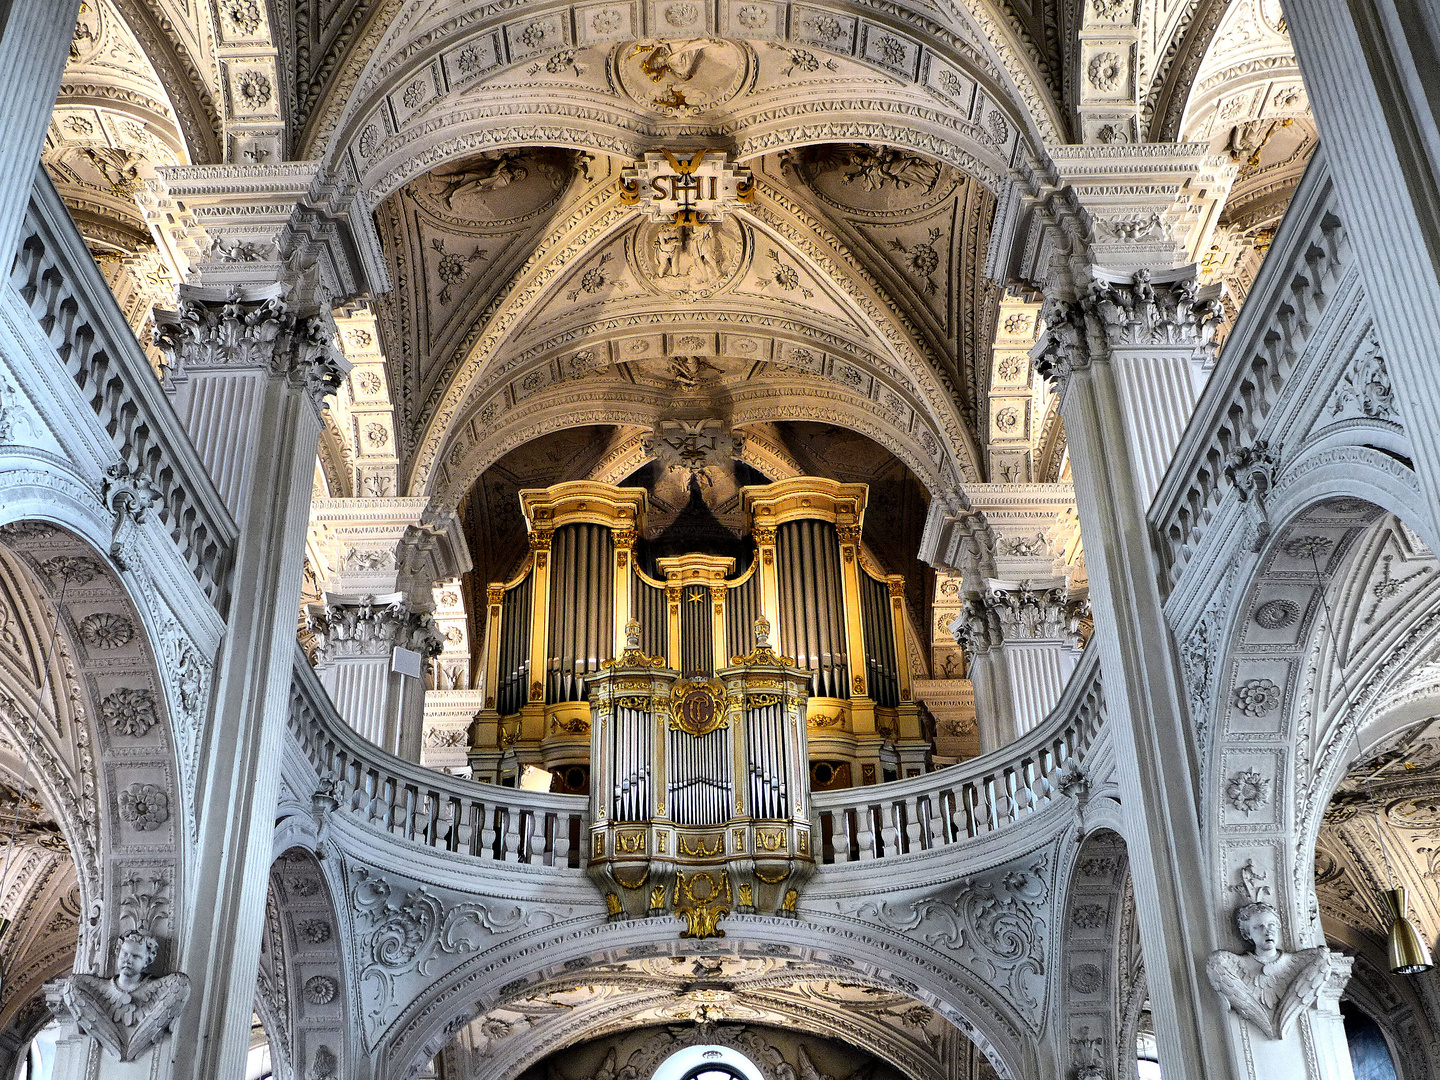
[467,477,927,930]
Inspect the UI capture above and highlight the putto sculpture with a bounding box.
[47,931,192,1061]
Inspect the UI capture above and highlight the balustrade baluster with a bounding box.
[940,789,958,844]
[911,795,930,851]
[503,808,524,863]
[854,804,876,860]
[486,807,504,860]
[552,813,570,867]
[887,801,905,856]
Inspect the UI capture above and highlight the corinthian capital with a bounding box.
[1082,268,1224,351]
[152,284,349,408]
[306,593,445,663]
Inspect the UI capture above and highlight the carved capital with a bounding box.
[1081,269,1224,352]
[152,284,348,409]
[1033,299,1089,401]
[306,594,444,662]
[948,599,997,657]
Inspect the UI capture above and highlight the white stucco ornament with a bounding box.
[46,931,192,1061]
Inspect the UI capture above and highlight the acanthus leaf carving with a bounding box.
[855,860,1049,1027]
[306,596,444,662]
[1223,440,1279,552]
[152,287,349,410]
[350,869,557,1041]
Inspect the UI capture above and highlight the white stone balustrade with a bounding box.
[810,648,1103,863]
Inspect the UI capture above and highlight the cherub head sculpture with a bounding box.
[114,931,159,989]
[1235,901,1282,963]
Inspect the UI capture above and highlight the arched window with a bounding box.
[680,1068,749,1080]
[651,1045,766,1080]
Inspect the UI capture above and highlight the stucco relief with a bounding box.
[855,857,1051,1029]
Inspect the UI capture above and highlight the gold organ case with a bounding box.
[467,477,926,933]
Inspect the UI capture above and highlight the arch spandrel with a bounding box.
[322,804,1072,1080]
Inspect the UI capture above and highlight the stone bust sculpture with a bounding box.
[46,931,192,1061]
[1205,901,1332,1039]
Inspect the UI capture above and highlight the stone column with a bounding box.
[151,285,346,1080]
[1034,276,1243,1080]
[1013,144,1249,1080]
[1283,0,1440,538]
[949,581,1085,749]
[306,593,444,757]
[305,497,471,761]
[924,487,1085,751]
[948,600,1015,751]
[0,1,80,259]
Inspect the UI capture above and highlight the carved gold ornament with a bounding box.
[676,871,731,939]
[670,678,727,737]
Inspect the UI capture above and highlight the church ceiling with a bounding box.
[371,140,991,506]
[370,146,596,464]
[461,424,635,589]
[767,147,1001,438]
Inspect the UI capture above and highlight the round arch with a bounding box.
[368,912,1036,1080]
[304,2,1062,168]
[0,520,188,984]
[655,1045,766,1080]
[256,847,357,1080]
[1195,479,1440,962]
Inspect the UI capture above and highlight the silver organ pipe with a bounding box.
[726,572,760,661]
[681,584,711,677]
[634,572,667,663]
[776,520,848,697]
[611,703,651,822]
[497,572,532,716]
[547,524,615,701]
[860,572,900,706]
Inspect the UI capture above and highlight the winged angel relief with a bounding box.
[1205,900,1338,1039]
[856,863,1049,1022]
[46,932,191,1061]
